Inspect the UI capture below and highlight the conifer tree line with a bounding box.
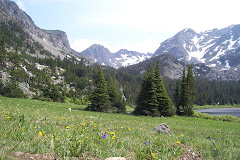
[87,66,125,113]
[174,65,196,116]
[134,61,174,117]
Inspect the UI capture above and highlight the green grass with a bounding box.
[0,96,239,159]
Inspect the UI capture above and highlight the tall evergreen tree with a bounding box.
[0,37,7,69]
[179,67,188,115]
[106,74,125,113]
[134,62,173,117]
[174,81,180,115]
[186,65,195,116]
[134,64,159,116]
[88,66,110,112]
[179,65,196,116]
[154,61,172,116]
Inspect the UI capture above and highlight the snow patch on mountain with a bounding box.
[154,24,240,69]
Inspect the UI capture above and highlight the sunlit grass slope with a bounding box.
[0,96,239,159]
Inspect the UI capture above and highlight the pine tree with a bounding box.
[106,74,125,113]
[88,66,110,112]
[186,65,195,116]
[134,62,173,117]
[0,37,7,69]
[179,65,196,116]
[174,81,180,115]
[134,64,159,116]
[179,67,188,115]
[154,61,172,116]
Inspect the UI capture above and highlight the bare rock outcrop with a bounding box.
[152,123,173,135]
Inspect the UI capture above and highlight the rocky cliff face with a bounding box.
[0,0,74,59]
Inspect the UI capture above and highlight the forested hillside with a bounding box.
[0,18,240,108]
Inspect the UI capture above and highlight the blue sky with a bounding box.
[13,0,239,53]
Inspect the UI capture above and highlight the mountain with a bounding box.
[0,0,76,59]
[153,25,240,69]
[113,49,153,68]
[79,44,153,68]
[80,44,112,66]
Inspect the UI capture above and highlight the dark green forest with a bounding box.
[0,20,240,108]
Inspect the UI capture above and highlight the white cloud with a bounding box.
[89,0,240,33]
[17,1,25,11]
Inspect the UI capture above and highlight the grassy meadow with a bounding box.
[0,96,239,159]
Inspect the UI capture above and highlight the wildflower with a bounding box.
[91,121,93,123]
[6,116,11,119]
[176,141,181,144]
[181,134,184,137]
[112,136,116,140]
[78,140,82,143]
[86,137,88,139]
[151,153,155,158]
[66,126,70,129]
[111,132,115,135]
[82,123,85,126]
[97,132,100,135]
[128,127,131,131]
[34,127,36,129]
[121,126,123,129]
[108,123,110,126]
[102,133,107,140]
[144,141,151,145]
[94,124,97,127]
[39,131,43,136]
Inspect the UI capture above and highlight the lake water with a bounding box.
[196,108,240,117]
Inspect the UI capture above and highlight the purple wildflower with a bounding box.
[102,133,107,139]
[97,132,100,135]
[144,141,151,145]
[108,123,110,126]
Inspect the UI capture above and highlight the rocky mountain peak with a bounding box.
[0,0,74,59]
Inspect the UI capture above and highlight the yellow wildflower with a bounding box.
[181,134,184,137]
[86,137,88,139]
[34,127,36,129]
[39,131,43,136]
[112,136,116,140]
[111,132,115,135]
[128,128,131,131]
[176,141,181,144]
[121,126,123,129]
[6,116,11,119]
[82,123,85,126]
[66,126,70,129]
[151,153,155,158]
[78,140,82,143]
